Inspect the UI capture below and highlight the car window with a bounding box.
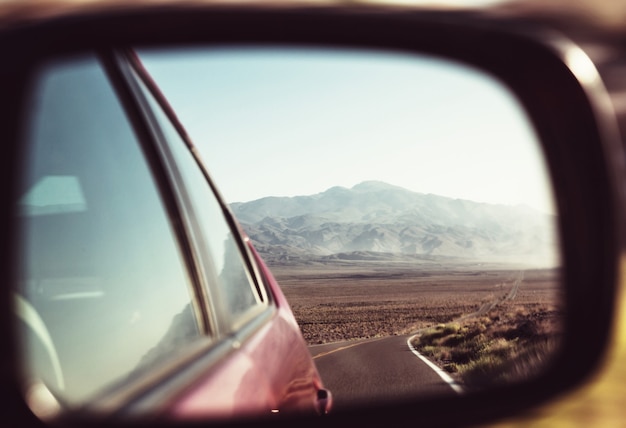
[127,62,268,331]
[14,54,204,409]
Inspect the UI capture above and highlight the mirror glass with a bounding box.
[14,46,563,421]
[138,46,562,407]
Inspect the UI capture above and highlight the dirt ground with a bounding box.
[270,260,562,345]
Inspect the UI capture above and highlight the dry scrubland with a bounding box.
[272,259,562,389]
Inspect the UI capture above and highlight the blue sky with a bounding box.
[139,46,555,214]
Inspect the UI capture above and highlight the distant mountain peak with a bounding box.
[230,180,558,267]
[350,180,410,193]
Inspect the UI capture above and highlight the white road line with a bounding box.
[407,335,464,395]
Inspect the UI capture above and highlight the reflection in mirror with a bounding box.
[140,48,564,408]
[139,47,562,407]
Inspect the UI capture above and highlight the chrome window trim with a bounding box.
[121,50,273,329]
[112,53,220,338]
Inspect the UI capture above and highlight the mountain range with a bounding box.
[231,181,559,267]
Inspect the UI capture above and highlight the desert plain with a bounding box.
[270,257,562,389]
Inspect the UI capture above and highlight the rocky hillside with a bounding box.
[231,181,558,266]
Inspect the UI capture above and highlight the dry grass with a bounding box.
[413,304,562,389]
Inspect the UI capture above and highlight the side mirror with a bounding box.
[316,389,332,415]
[0,5,622,428]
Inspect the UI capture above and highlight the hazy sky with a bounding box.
[139,47,555,214]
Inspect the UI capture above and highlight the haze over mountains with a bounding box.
[231,181,559,267]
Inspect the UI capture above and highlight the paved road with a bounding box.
[310,335,459,409]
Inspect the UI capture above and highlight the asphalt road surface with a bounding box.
[310,335,460,409]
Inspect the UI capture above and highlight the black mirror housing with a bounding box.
[0,4,622,428]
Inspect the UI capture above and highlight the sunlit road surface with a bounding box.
[310,335,459,409]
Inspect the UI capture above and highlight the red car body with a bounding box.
[170,239,331,419]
